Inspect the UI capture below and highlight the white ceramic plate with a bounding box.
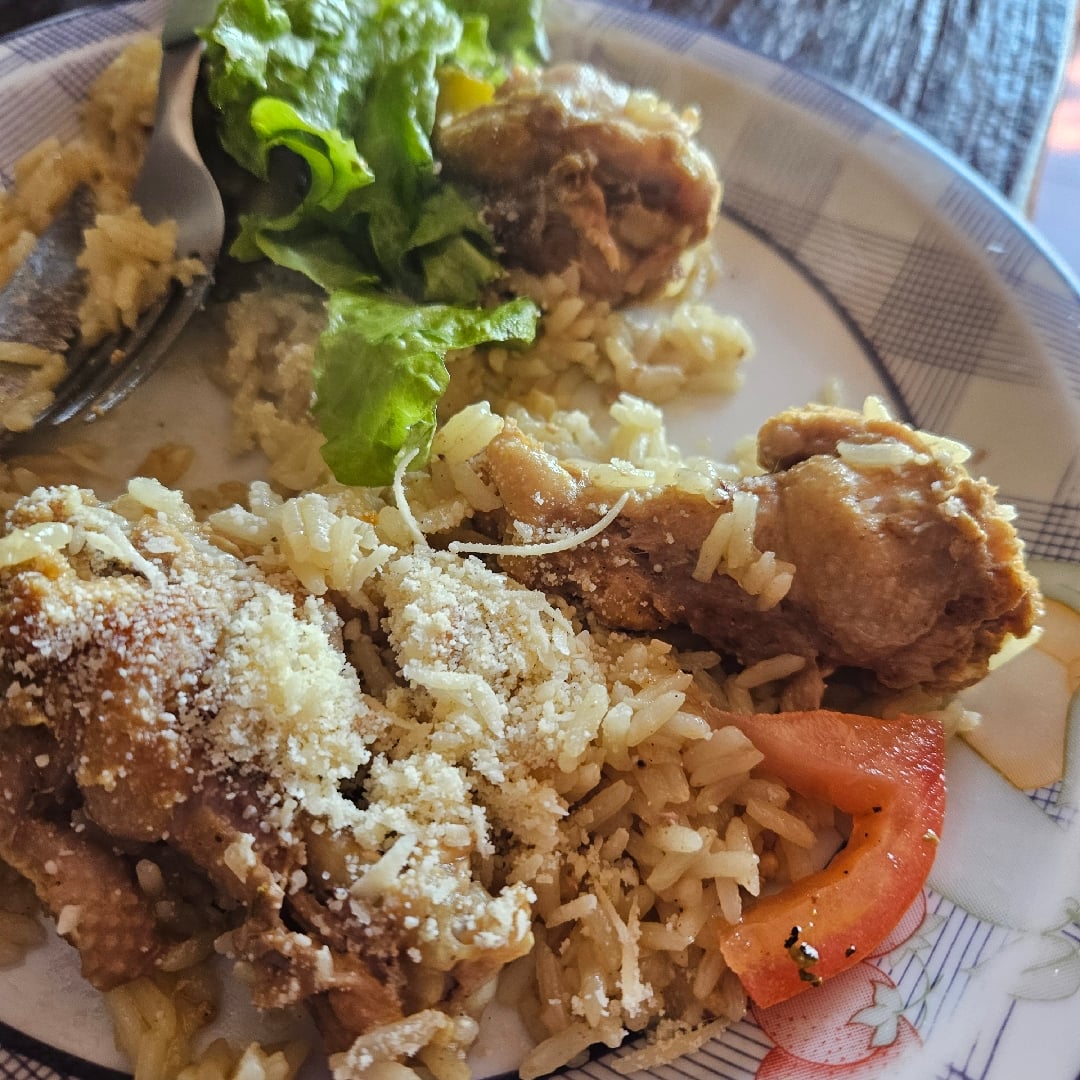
[2,2,1080,1079]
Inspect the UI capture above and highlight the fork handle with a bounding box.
[131,36,224,264]
[162,0,220,47]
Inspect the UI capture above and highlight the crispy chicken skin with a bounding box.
[0,486,403,1033]
[481,404,1040,704]
[0,725,165,989]
[435,62,721,304]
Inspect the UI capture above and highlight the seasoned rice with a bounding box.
[0,30,854,1080]
[76,207,202,342]
[211,251,754,498]
[0,38,158,288]
[0,343,66,432]
[0,454,831,1078]
[0,40,203,432]
[107,964,308,1080]
[449,259,753,417]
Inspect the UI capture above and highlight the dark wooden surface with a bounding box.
[627,0,1079,201]
[2,0,1077,201]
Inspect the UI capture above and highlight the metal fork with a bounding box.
[0,0,224,437]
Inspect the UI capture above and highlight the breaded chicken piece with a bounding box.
[435,62,721,304]
[480,404,1040,705]
[0,484,402,1031]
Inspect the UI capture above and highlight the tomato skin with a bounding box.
[708,709,945,1009]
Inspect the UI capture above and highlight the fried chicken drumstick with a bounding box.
[480,403,1040,707]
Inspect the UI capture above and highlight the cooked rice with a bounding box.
[180,1042,308,1080]
[107,964,307,1080]
[211,254,754,497]
[691,489,794,607]
[106,968,218,1080]
[76,207,203,342]
[734,653,807,689]
[448,259,752,420]
[0,462,835,1079]
[0,343,66,432]
[0,38,158,288]
[0,39,203,432]
[0,29,857,1080]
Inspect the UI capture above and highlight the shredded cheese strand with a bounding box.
[392,448,429,549]
[449,493,630,558]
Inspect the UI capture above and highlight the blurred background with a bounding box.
[1034,34,1080,273]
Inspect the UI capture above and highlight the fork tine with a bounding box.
[80,276,213,421]
[42,278,202,427]
[37,295,169,426]
[34,328,132,425]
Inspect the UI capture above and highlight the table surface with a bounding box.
[1,0,1077,201]
[636,0,1079,203]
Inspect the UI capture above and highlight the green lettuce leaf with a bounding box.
[314,292,539,486]
[202,0,546,487]
[201,0,541,298]
[446,0,549,65]
[202,0,381,178]
[245,228,379,290]
[409,186,503,303]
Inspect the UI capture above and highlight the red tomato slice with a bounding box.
[708,708,945,1008]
